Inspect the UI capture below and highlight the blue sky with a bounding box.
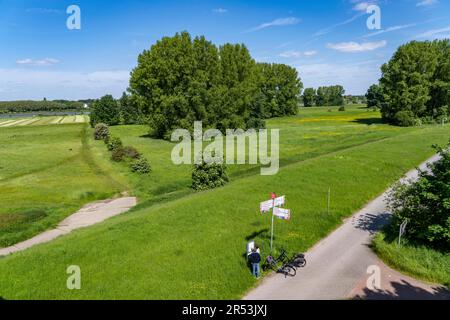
[0,0,449,100]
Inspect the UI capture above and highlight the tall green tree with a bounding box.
[90,95,120,127]
[302,88,316,107]
[380,40,450,125]
[365,84,384,109]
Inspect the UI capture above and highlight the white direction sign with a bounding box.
[260,200,274,213]
[273,207,291,220]
[273,195,285,207]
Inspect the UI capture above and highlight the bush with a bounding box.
[387,140,450,250]
[394,110,416,127]
[130,157,151,174]
[94,123,110,141]
[107,137,123,151]
[338,106,346,112]
[111,146,141,162]
[192,160,229,191]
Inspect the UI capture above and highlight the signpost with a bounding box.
[260,193,292,252]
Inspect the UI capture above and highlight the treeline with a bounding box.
[366,39,450,126]
[107,31,302,138]
[302,85,345,107]
[0,100,86,114]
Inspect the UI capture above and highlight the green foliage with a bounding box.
[130,156,151,174]
[129,32,302,138]
[302,88,316,107]
[0,100,84,114]
[192,160,229,191]
[338,106,346,112]
[119,92,140,125]
[94,123,110,141]
[394,110,416,127]
[365,84,384,109]
[380,40,450,125]
[315,85,345,106]
[388,140,450,250]
[90,95,120,127]
[107,136,123,151]
[255,63,302,118]
[111,146,141,162]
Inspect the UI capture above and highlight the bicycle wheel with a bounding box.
[293,257,306,268]
[281,264,297,277]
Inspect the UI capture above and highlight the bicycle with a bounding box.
[264,253,297,277]
[278,248,307,269]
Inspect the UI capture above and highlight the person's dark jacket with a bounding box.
[248,252,261,264]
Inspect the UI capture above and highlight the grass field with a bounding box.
[373,233,450,286]
[0,123,124,247]
[0,115,88,128]
[0,106,449,299]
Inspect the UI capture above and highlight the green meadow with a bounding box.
[0,106,449,299]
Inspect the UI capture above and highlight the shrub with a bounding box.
[107,137,123,151]
[387,140,450,250]
[130,157,151,174]
[338,106,346,112]
[122,146,140,159]
[94,123,110,141]
[111,147,126,162]
[394,110,416,127]
[111,146,141,162]
[192,160,229,191]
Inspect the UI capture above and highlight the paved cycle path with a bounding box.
[0,197,137,257]
[244,155,450,300]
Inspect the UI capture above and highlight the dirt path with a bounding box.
[244,155,450,300]
[0,197,137,257]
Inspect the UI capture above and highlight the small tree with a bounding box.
[387,140,450,250]
[365,84,384,109]
[192,160,229,191]
[90,95,120,127]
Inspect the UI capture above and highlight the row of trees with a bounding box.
[126,31,302,138]
[0,100,85,114]
[366,40,450,126]
[89,94,142,127]
[302,85,345,107]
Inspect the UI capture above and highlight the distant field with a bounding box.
[0,115,89,128]
[1,105,449,299]
[0,123,124,247]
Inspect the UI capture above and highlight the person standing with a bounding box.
[248,247,261,278]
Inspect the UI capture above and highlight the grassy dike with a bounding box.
[0,125,449,299]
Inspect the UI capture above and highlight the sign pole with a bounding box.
[270,193,276,252]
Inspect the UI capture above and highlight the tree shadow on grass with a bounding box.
[352,212,392,235]
[245,228,270,241]
[352,118,384,125]
[353,280,450,300]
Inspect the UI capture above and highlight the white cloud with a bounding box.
[315,14,362,36]
[16,58,60,66]
[246,17,300,32]
[353,2,371,11]
[417,26,450,38]
[279,50,318,58]
[363,24,417,38]
[297,61,381,95]
[0,69,129,100]
[303,50,318,57]
[327,40,387,53]
[417,0,438,7]
[212,8,227,13]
